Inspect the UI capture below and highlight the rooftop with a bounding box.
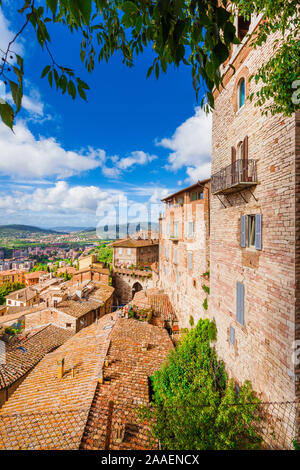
[55,299,103,319]
[112,238,159,248]
[6,287,38,302]
[161,178,211,202]
[0,324,73,391]
[24,271,48,280]
[0,316,173,450]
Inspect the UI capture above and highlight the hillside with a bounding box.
[0,225,60,235]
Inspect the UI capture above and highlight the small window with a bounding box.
[238,78,245,109]
[247,215,256,248]
[66,323,72,328]
[176,272,180,286]
[177,197,184,205]
[187,221,194,238]
[127,248,131,254]
[230,326,235,345]
[174,247,178,264]
[119,248,123,254]
[174,222,179,238]
[190,191,203,201]
[237,15,251,41]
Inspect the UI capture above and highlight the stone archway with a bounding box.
[132,281,143,299]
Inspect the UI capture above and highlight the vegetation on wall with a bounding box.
[139,319,262,450]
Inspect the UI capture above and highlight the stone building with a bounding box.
[210,8,300,413]
[112,239,159,305]
[5,286,39,308]
[159,180,210,328]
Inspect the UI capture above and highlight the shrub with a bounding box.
[139,319,261,450]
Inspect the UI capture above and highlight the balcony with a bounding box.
[211,159,257,195]
[169,234,179,242]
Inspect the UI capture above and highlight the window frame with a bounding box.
[238,77,246,109]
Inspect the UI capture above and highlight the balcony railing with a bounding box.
[211,159,257,195]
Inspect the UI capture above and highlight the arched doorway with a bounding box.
[132,281,143,299]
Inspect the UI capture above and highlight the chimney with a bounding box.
[57,358,64,379]
[98,369,104,384]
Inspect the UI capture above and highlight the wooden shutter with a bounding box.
[241,215,246,248]
[236,282,245,326]
[231,146,236,164]
[255,214,262,250]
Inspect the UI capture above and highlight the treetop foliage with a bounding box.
[0,0,299,129]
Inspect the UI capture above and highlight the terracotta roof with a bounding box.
[161,178,211,201]
[25,271,47,280]
[6,287,38,302]
[0,315,117,450]
[0,269,27,276]
[81,318,173,450]
[112,238,159,248]
[87,283,114,304]
[55,299,103,318]
[75,265,110,275]
[0,305,46,325]
[0,325,73,390]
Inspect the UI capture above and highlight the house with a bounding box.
[0,314,173,449]
[112,239,159,268]
[25,271,48,286]
[159,180,210,327]
[0,324,73,407]
[0,270,26,286]
[5,287,39,308]
[210,7,300,414]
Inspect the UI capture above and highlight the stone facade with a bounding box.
[112,239,159,268]
[159,181,210,328]
[210,15,299,406]
[112,269,155,305]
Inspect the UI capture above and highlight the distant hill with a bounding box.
[52,226,95,233]
[0,224,60,235]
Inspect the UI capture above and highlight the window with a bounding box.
[174,222,179,238]
[176,272,180,286]
[236,282,245,326]
[190,191,203,201]
[230,326,235,345]
[241,214,262,250]
[127,248,131,254]
[174,247,178,264]
[188,252,193,270]
[238,78,245,109]
[177,197,184,205]
[237,15,251,41]
[66,323,72,328]
[187,221,194,238]
[119,248,123,254]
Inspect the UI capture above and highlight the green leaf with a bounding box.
[0,102,14,130]
[121,1,138,15]
[67,80,76,99]
[46,0,58,16]
[77,0,92,25]
[41,65,51,78]
[60,74,67,94]
[48,70,53,88]
[9,80,22,113]
[77,85,87,101]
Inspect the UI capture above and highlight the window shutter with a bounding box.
[243,135,248,160]
[236,282,245,326]
[255,214,262,250]
[231,146,236,164]
[241,215,246,248]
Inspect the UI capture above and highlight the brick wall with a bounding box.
[159,183,210,328]
[210,28,298,403]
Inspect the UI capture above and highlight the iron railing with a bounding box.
[211,159,257,195]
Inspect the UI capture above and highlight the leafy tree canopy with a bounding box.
[0,0,299,129]
[0,282,26,305]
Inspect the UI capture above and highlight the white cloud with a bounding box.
[0,10,23,57]
[0,121,103,178]
[157,107,212,183]
[116,151,157,171]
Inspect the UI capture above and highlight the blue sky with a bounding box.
[0,4,211,229]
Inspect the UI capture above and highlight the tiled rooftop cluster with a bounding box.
[0,315,173,450]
